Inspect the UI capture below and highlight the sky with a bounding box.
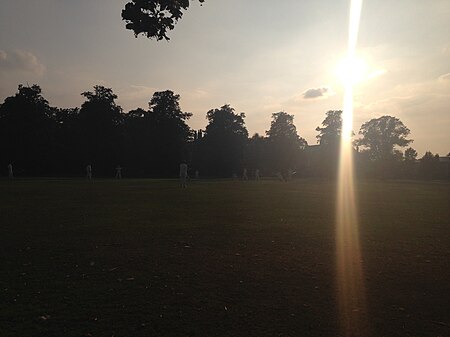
[0,0,449,156]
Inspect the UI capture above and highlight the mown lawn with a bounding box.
[0,178,449,337]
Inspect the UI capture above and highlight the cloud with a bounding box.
[116,84,157,110]
[301,86,334,100]
[367,69,387,80]
[122,85,156,100]
[438,72,450,82]
[0,50,45,75]
[442,44,450,56]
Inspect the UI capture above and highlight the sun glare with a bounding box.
[336,0,368,336]
[336,56,386,85]
[336,55,368,85]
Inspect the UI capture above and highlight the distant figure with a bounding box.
[255,168,260,181]
[86,164,92,180]
[7,163,13,179]
[179,162,188,188]
[242,168,248,181]
[195,170,199,180]
[115,165,122,179]
[287,169,296,181]
[287,169,293,181]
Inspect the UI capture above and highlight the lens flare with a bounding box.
[336,0,368,336]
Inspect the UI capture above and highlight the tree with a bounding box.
[244,133,267,176]
[123,90,192,177]
[315,110,342,147]
[418,151,440,180]
[404,147,418,162]
[355,116,412,178]
[201,104,248,177]
[0,85,57,175]
[266,112,307,177]
[313,110,344,178]
[52,107,80,174]
[356,116,412,161]
[148,90,192,175]
[122,0,205,40]
[79,86,124,128]
[190,129,204,174]
[77,86,124,175]
[402,147,418,179]
[356,116,413,178]
[123,108,153,175]
[150,90,192,122]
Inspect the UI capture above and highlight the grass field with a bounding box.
[0,178,449,337]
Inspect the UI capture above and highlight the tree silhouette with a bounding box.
[356,116,412,161]
[123,108,154,176]
[122,0,205,40]
[78,86,124,175]
[52,107,80,174]
[245,133,267,177]
[0,85,56,175]
[266,112,307,177]
[418,151,441,180]
[404,147,418,162]
[402,147,418,178]
[1,82,445,180]
[148,90,192,175]
[312,110,344,178]
[201,104,248,177]
[356,116,412,178]
[315,110,342,147]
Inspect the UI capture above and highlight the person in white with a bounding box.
[7,163,13,179]
[86,164,92,180]
[287,169,295,181]
[115,165,122,179]
[255,168,260,181]
[242,168,248,181]
[179,162,188,188]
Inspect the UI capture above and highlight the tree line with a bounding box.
[0,84,448,179]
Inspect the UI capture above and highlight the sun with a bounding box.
[335,55,386,86]
[335,55,369,85]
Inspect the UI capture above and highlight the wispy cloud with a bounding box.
[367,69,387,80]
[116,85,157,110]
[123,85,156,100]
[0,50,45,75]
[438,72,450,82]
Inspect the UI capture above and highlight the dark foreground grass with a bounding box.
[0,178,449,337]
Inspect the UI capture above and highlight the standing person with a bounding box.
[179,162,188,188]
[277,172,284,182]
[7,163,13,179]
[242,168,248,181]
[195,170,199,180]
[287,168,295,181]
[255,168,260,181]
[86,164,92,180]
[115,165,122,179]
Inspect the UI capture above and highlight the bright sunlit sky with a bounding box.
[1,0,449,155]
